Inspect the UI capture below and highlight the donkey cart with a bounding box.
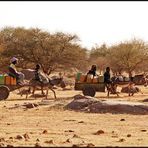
[74,74,130,97]
[0,84,24,101]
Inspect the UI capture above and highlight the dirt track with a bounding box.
[0,86,148,147]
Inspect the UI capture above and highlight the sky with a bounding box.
[0,1,148,49]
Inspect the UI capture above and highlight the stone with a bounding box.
[86,143,95,147]
[118,138,125,142]
[120,119,125,121]
[94,130,105,135]
[44,140,53,144]
[16,135,24,140]
[42,130,48,134]
[65,95,148,115]
[35,142,41,147]
[23,133,30,139]
[127,134,131,137]
[65,130,74,132]
[141,129,147,132]
[6,144,13,147]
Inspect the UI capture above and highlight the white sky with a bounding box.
[0,1,148,49]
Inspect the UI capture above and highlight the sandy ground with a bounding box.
[0,85,148,147]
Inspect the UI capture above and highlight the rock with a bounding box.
[7,123,11,125]
[66,138,71,143]
[94,130,105,135]
[141,129,147,132]
[35,142,41,147]
[64,119,76,122]
[42,130,48,134]
[44,140,53,144]
[74,95,87,100]
[65,95,98,111]
[112,135,118,138]
[23,133,30,139]
[22,103,39,109]
[30,132,34,134]
[0,138,5,142]
[65,130,74,133]
[78,121,84,123]
[73,134,80,138]
[7,144,13,147]
[65,95,148,115]
[120,119,125,121]
[137,138,143,141]
[0,143,5,147]
[118,138,125,142]
[127,134,131,137]
[143,99,148,102]
[36,138,40,142]
[72,144,79,147]
[16,135,24,140]
[86,143,95,147]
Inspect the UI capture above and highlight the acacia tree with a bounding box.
[0,27,88,74]
[89,44,109,74]
[107,39,148,76]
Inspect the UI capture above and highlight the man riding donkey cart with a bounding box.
[8,57,66,99]
[86,65,118,97]
[8,57,25,85]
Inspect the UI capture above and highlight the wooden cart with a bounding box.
[0,84,24,101]
[74,80,130,97]
[74,82,106,97]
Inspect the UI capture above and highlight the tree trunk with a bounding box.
[128,71,132,78]
[128,70,133,81]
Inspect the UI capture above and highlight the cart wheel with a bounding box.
[0,86,10,100]
[83,86,96,97]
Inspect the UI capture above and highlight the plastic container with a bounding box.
[86,74,93,83]
[76,72,82,81]
[5,76,16,85]
[98,75,104,83]
[92,77,99,83]
[0,75,5,85]
[11,77,17,85]
[80,75,87,82]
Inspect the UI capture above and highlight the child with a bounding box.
[34,64,49,84]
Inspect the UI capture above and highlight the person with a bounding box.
[34,64,49,84]
[34,64,42,82]
[87,65,98,77]
[111,73,117,82]
[104,67,112,84]
[8,57,25,85]
[104,67,118,95]
[118,72,123,82]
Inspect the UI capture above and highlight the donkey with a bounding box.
[22,77,66,99]
[106,82,119,98]
[121,82,143,96]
